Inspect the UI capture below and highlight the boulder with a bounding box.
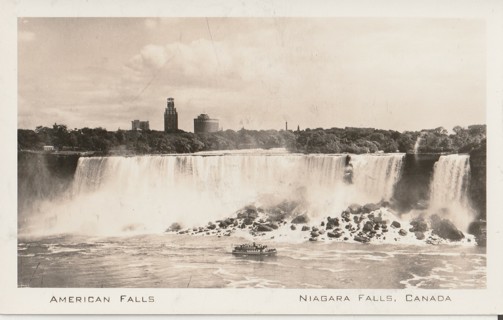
[256,224,273,232]
[237,205,259,219]
[341,210,351,221]
[362,203,380,214]
[468,220,486,237]
[328,217,336,226]
[327,232,342,238]
[348,204,363,214]
[430,215,464,241]
[415,231,425,240]
[354,235,370,243]
[468,220,487,247]
[362,221,374,232]
[291,214,309,224]
[320,221,325,227]
[326,222,334,230]
[310,231,320,238]
[243,217,255,225]
[410,217,428,232]
[391,221,401,228]
[426,235,442,245]
[301,226,310,231]
[166,222,182,232]
[309,237,318,242]
[267,223,279,230]
[399,229,407,236]
[353,215,360,223]
[372,214,384,224]
[207,223,217,230]
[290,224,296,231]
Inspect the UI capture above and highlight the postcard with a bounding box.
[1,0,503,315]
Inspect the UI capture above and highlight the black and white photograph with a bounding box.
[2,0,503,315]
[16,16,488,289]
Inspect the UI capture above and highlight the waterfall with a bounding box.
[413,134,423,154]
[429,154,473,231]
[350,154,404,203]
[21,150,406,235]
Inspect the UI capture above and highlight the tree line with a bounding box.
[17,124,486,155]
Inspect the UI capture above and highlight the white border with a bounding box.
[1,0,503,315]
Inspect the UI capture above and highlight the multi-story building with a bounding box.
[194,114,219,133]
[164,97,178,132]
[131,120,150,131]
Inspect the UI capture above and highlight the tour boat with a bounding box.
[231,242,277,256]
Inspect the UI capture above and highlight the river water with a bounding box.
[18,234,485,289]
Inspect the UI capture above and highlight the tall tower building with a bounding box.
[164,97,178,132]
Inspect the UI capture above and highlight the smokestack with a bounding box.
[285,121,288,131]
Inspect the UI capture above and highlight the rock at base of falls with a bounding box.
[430,214,464,241]
[468,220,486,246]
[291,214,309,224]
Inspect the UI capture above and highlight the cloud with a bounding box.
[19,31,35,42]
[140,44,171,69]
[124,38,290,93]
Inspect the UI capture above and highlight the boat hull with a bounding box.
[231,251,277,257]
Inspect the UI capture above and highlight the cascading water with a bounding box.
[413,133,424,154]
[20,150,406,236]
[350,154,404,203]
[429,154,473,231]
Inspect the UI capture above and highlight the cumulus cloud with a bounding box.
[140,44,171,69]
[124,38,289,93]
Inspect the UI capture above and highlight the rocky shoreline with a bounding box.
[165,201,486,246]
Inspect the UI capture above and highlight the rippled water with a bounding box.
[18,234,486,289]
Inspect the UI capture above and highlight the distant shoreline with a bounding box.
[18,124,486,156]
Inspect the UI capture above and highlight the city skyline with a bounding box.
[18,18,486,132]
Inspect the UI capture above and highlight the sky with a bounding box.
[18,18,486,132]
